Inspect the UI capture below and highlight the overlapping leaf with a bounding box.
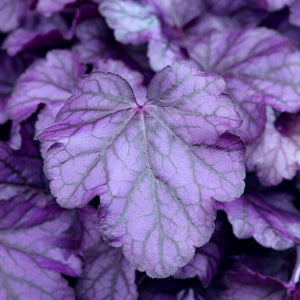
[246,107,300,185]
[0,52,25,124]
[0,194,81,300]
[0,0,26,33]
[189,27,300,142]
[222,264,290,300]
[36,0,77,16]
[290,0,300,27]
[99,0,160,45]
[3,14,69,56]
[0,121,46,201]
[220,191,300,249]
[76,207,138,300]
[8,49,85,122]
[74,19,112,64]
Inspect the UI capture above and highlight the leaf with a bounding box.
[0,194,81,300]
[76,207,138,300]
[189,27,300,142]
[147,34,184,71]
[220,191,300,250]
[36,0,77,16]
[0,0,26,33]
[205,0,247,14]
[38,63,245,277]
[290,0,300,27]
[222,264,288,300]
[251,0,292,10]
[246,107,300,185]
[2,13,68,56]
[0,52,25,124]
[143,0,204,28]
[94,59,145,94]
[8,49,85,123]
[99,0,160,45]
[74,19,112,64]
[0,121,47,201]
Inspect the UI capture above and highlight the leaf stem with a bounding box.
[290,245,300,285]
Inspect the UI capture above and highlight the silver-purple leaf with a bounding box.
[0,194,81,300]
[8,50,85,123]
[36,0,77,16]
[290,0,300,27]
[0,0,26,33]
[246,107,300,185]
[38,63,245,277]
[2,13,68,56]
[189,27,300,142]
[99,0,160,45]
[220,192,300,250]
[143,0,204,28]
[74,19,112,64]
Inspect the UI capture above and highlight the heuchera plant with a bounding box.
[1,0,300,299]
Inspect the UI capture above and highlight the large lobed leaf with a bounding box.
[38,63,245,277]
[189,27,300,142]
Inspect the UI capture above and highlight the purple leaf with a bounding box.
[220,192,300,250]
[76,207,138,300]
[0,122,46,201]
[147,34,184,71]
[251,0,292,10]
[205,0,247,15]
[246,107,300,185]
[0,194,81,299]
[189,27,300,142]
[8,49,85,123]
[37,63,245,277]
[0,0,26,33]
[222,264,288,300]
[94,59,145,92]
[0,52,25,124]
[73,18,112,63]
[290,1,300,27]
[2,13,68,56]
[99,0,160,45]
[36,0,77,16]
[143,0,204,28]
